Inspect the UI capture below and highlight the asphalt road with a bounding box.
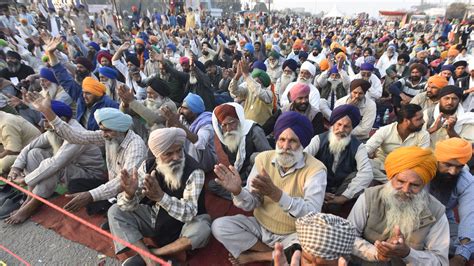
[0,220,119,265]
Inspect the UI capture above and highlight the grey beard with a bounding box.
[7,62,21,73]
[222,129,242,153]
[328,129,351,155]
[156,154,185,191]
[381,183,429,240]
[275,146,304,169]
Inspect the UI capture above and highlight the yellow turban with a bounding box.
[440,51,448,60]
[82,77,106,97]
[385,146,437,184]
[435,138,472,165]
[428,75,448,89]
[319,59,329,71]
[330,42,341,51]
[336,52,346,61]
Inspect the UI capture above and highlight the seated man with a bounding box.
[388,63,427,110]
[281,61,321,111]
[316,65,351,120]
[209,103,272,200]
[162,93,217,172]
[366,104,430,182]
[229,59,274,126]
[424,85,474,148]
[119,77,177,132]
[274,212,357,266]
[212,111,327,265]
[108,128,210,265]
[5,101,104,224]
[348,146,449,265]
[431,138,474,264]
[411,75,448,112]
[25,92,147,214]
[334,79,376,141]
[0,111,41,176]
[305,105,373,214]
[351,63,382,101]
[263,83,324,137]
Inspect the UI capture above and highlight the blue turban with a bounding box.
[98,66,118,80]
[298,51,308,59]
[274,111,313,148]
[39,68,58,84]
[282,59,298,72]
[329,104,361,128]
[183,93,205,115]
[51,100,72,119]
[360,63,374,72]
[441,64,454,73]
[244,43,255,54]
[87,42,100,51]
[252,61,267,71]
[364,56,376,65]
[166,43,177,53]
[329,65,339,75]
[94,108,133,132]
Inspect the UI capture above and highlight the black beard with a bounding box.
[439,105,457,115]
[293,102,308,112]
[429,171,459,205]
[7,62,21,73]
[135,48,144,54]
[411,76,421,82]
[76,71,89,83]
[202,51,209,56]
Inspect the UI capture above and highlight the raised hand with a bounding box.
[120,168,138,199]
[119,42,131,51]
[249,169,282,202]
[45,37,62,55]
[213,164,242,195]
[23,91,51,113]
[117,84,134,104]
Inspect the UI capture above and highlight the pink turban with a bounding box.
[179,56,190,65]
[289,83,310,101]
[148,128,186,157]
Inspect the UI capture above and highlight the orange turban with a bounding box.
[428,75,448,89]
[149,36,159,44]
[82,77,106,97]
[448,49,459,57]
[319,59,329,71]
[385,146,437,184]
[293,39,303,50]
[435,138,472,165]
[336,52,346,61]
[330,42,341,51]
[135,38,145,45]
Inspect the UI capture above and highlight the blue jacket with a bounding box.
[52,63,119,130]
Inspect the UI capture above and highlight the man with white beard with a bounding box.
[275,59,298,105]
[316,65,351,120]
[98,66,124,102]
[210,103,271,200]
[38,68,73,106]
[25,92,147,214]
[107,128,210,265]
[265,51,283,84]
[348,146,449,265]
[280,61,321,111]
[305,104,373,214]
[118,77,177,132]
[212,111,327,265]
[5,101,104,224]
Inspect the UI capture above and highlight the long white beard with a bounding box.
[328,129,351,155]
[156,154,185,191]
[275,145,304,169]
[380,182,429,240]
[144,97,164,111]
[279,73,296,95]
[222,128,242,153]
[189,74,198,85]
[297,76,311,85]
[45,130,64,154]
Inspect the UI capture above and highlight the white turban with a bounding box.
[148,127,186,157]
[300,61,316,77]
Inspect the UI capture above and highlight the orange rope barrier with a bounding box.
[0,244,31,266]
[0,177,169,265]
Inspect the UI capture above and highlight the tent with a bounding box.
[324,5,344,18]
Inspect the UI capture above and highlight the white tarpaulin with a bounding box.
[324,5,344,18]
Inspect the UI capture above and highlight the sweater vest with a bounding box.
[253,150,326,235]
[315,131,360,192]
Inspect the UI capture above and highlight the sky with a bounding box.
[269,0,469,17]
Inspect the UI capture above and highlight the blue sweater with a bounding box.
[52,63,119,130]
